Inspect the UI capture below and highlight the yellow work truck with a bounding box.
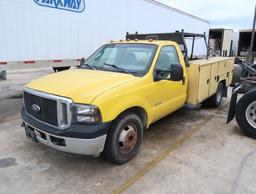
[21,32,234,164]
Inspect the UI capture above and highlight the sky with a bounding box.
[157,0,256,31]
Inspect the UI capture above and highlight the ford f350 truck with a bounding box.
[21,32,234,164]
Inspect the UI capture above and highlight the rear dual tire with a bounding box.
[202,82,224,107]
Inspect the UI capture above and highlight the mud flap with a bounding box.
[227,85,242,124]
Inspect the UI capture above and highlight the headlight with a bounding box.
[72,104,102,123]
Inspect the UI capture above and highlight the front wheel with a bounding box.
[236,90,256,139]
[103,112,143,164]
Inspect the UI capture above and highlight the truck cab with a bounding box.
[21,34,234,164]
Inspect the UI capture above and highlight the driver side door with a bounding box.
[149,45,187,122]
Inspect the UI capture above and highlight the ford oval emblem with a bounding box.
[33,0,86,13]
[32,104,41,113]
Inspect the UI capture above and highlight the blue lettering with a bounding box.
[41,0,50,4]
[53,0,58,7]
[58,0,64,7]
[70,0,76,9]
[64,0,71,8]
[76,0,81,9]
[33,0,85,13]
[53,0,63,8]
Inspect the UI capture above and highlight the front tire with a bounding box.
[103,112,143,164]
[236,90,256,139]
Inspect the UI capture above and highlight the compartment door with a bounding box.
[209,63,219,96]
[198,65,211,102]
[218,61,227,75]
[227,59,234,85]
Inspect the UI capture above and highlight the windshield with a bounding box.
[81,43,157,76]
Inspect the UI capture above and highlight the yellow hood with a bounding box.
[26,69,137,104]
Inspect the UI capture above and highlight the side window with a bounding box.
[155,46,180,70]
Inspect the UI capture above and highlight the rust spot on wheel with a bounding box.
[119,125,138,154]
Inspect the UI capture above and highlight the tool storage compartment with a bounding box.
[186,57,234,105]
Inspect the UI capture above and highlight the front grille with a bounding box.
[24,92,58,126]
[23,89,72,129]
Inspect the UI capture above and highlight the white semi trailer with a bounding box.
[0,0,209,78]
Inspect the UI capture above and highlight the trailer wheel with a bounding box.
[236,90,256,139]
[103,112,143,164]
[202,82,224,107]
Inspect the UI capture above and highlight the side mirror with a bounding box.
[154,64,183,82]
[170,64,184,81]
[80,57,85,66]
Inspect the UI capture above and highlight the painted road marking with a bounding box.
[112,104,228,194]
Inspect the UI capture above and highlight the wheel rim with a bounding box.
[246,101,256,128]
[216,84,223,103]
[118,124,137,154]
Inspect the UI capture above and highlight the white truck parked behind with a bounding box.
[0,0,209,79]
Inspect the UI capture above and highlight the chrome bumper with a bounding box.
[23,122,107,157]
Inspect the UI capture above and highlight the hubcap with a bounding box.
[118,125,137,154]
[246,101,256,128]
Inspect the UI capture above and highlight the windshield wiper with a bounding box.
[83,63,96,70]
[80,58,96,70]
[104,63,131,74]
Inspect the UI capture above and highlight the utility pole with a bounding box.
[247,3,256,64]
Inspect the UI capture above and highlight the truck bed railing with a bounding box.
[126,29,209,67]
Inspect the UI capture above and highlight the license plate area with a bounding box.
[25,125,38,142]
[24,123,66,147]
